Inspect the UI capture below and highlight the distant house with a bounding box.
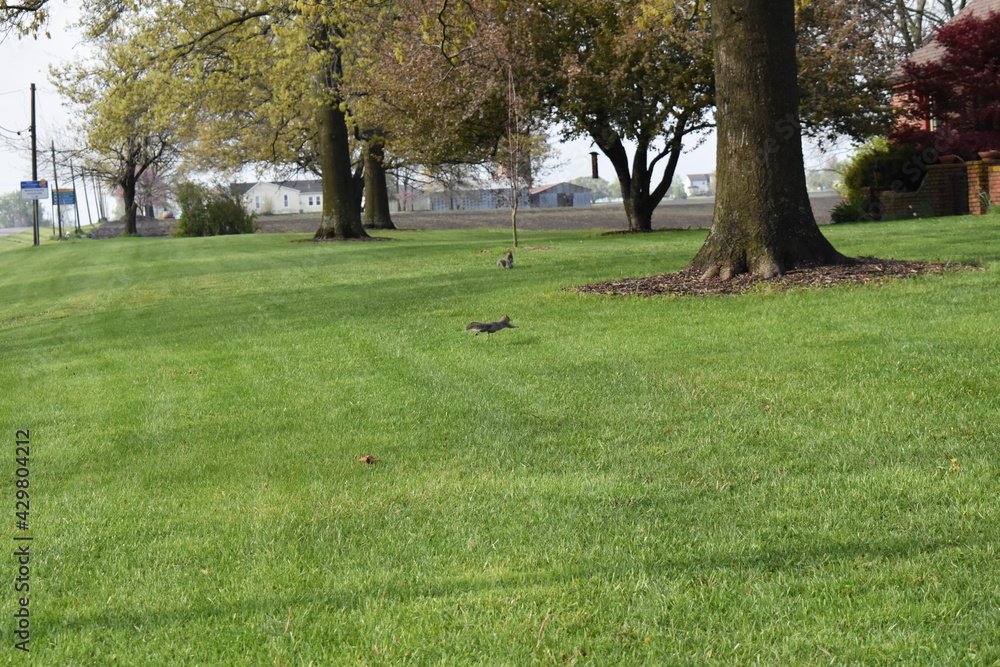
[415,187,521,212]
[684,174,712,196]
[230,180,324,214]
[414,182,591,211]
[529,182,591,207]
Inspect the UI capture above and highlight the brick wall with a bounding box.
[967,161,1000,214]
[876,163,968,219]
[875,161,1000,219]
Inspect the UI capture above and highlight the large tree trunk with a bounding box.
[593,127,679,233]
[622,167,653,232]
[690,0,849,279]
[313,99,368,240]
[310,29,367,241]
[362,137,395,230]
[593,129,652,232]
[121,174,139,236]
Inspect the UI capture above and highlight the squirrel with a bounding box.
[466,315,517,337]
[497,250,514,269]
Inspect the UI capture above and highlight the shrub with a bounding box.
[175,183,257,237]
[830,197,875,224]
[841,137,926,202]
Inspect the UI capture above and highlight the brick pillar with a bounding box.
[990,164,1000,210]
[968,161,990,214]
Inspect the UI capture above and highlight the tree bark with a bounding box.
[362,137,395,230]
[313,98,368,240]
[689,0,849,279]
[593,128,652,232]
[310,28,367,241]
[121,171,138,235]
[593,125,681,233]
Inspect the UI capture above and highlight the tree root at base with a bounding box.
[576,257,980,297]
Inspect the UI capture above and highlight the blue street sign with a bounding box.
[53,189,76,205]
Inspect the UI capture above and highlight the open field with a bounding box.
[1,215,998,663]
[86,193,844,238]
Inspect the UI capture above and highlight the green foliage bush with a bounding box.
[175,183,256,237]
[841,137,926,202]
[830,197,874,224]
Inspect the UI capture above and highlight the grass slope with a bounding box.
[1,218,998,664]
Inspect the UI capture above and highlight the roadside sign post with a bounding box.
[53,189,76,236]
[52,189,76,205]
[20,181,49,201]
[21,180,48,246]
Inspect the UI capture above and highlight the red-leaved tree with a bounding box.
[893,10,1000,159]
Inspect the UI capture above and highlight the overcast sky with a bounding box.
[0,4,721,216]
[0,4,89,190]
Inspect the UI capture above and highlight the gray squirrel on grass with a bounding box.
[466,315,517,338]
[497,250,514,269]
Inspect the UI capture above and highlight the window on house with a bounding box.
[316,195,321,206]
[283,195,289,208]
[255,196,261,210]
[308,196,314,206]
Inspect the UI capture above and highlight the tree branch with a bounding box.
[171,9,273,59]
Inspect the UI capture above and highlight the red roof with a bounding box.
[906,0,1000,68]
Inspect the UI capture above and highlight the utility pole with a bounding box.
[69,160,82,231]
[76,161,93,227]
[51,142,62,239]
[30,84,39,247]
[92,173,106,220]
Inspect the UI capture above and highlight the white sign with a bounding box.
[20,180,49,201]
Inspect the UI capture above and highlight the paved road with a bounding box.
[0,227,32,237]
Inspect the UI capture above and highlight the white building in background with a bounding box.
[230,180,324,214]
[413,182,591,211]
[684,173,712,196]
[529,182,592,208]
[231,179,593,213]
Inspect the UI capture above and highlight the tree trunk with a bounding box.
[310,27,367,241]
[362,137,395,230]
[313,98,368,240]
[593,128,649,232]
[593,127,680,233]
[623,170,654,232]
[121,174,138,236]
[690,0,849,279]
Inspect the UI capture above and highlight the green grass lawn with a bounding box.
[1,217,998,664]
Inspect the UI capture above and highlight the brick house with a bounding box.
[891,0,1000,132]
[878,0,1000,218]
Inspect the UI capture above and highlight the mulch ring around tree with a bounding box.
[87,216,177,238]
[292,236,393,243]
[600,228,700,236]
[576,257,982,297]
